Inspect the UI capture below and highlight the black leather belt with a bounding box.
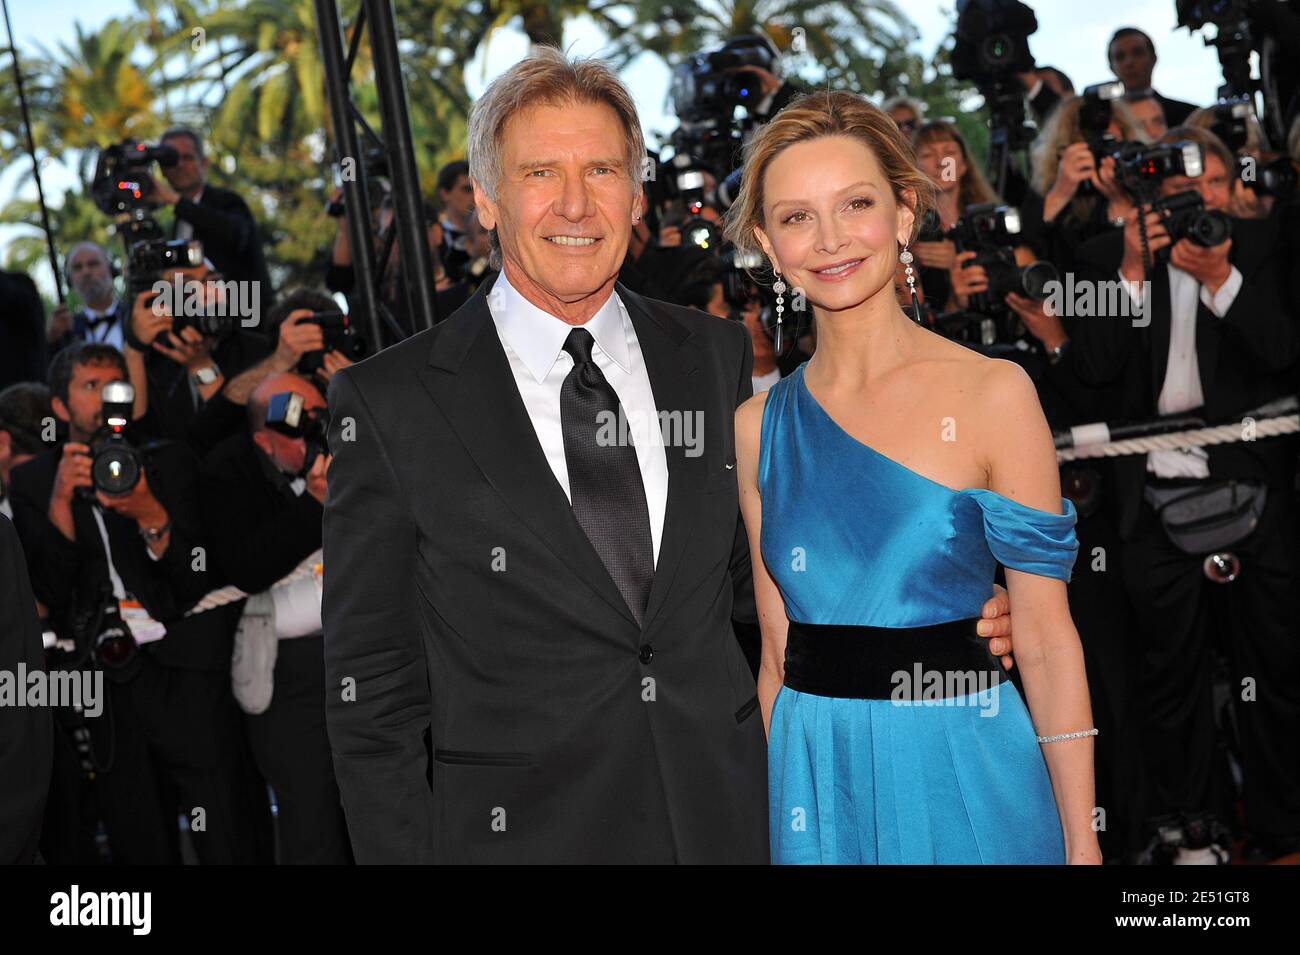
[783,618,1006,700]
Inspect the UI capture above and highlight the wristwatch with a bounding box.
[1048,339,1071,366]
[139,520,172,543]
[191,363,221,386]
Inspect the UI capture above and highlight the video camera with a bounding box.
[265,391,331,476]
[951,0,1040,196]
[90,140,179,219]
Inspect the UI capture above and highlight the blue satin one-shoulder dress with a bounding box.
[760,363,1079,865]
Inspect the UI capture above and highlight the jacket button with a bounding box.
[638,644,655,664]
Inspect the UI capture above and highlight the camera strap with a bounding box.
[90,505,167,645]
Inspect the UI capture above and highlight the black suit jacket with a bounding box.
[0,515,52,863]
[0,271,46,389]
[322,274,767,863]
[8,439,242,671]
[173,183,274,297]
[1156,92,1198,128]
[199,428,322,594]
[1071,217,1299,537]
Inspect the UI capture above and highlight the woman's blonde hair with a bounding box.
[1029,94,1147,225]
[912,120,999,210]
[1184,105,1265,157]
[723,90,935,277]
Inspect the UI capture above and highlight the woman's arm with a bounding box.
[735,391,789,740]
[978,359,1101,864]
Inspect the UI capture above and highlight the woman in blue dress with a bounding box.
[725,91,1101,865]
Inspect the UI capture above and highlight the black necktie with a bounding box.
[560,327,654,625]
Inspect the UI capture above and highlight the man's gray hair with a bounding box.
[467,45,646,270]
[63,241,110,285]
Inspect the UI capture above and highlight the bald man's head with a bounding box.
[248,372,325,434]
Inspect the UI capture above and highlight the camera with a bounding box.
[670,35,778,125]
[1076,82,1130,189]
[950,203,1059,314]
[951,0,1038,85]
[82,381,144,498]
[90,140,179,219]
[1152,190,1234,249]
[265,391,331,476]
[1115,139,1206,201]
[294,310,369,377]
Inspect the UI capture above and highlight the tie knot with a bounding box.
[562,327,596,366]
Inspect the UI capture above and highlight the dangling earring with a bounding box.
[772,271,786,353]
[900,244,922,324]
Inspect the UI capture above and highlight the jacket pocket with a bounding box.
[434,749,532,767]
[734,695,759,724]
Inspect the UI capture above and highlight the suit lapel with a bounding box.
[618,285,706,632]
[416,277,638,629]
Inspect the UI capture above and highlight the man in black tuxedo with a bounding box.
[145,126,274,298]
[1072,127,1300,861]
[1107,28,1197,128]
[48,242,127,357]
[322,47,1013,864]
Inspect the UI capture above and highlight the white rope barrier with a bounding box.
[1057,414,1300,463]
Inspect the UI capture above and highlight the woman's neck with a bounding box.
[805,284,918,389]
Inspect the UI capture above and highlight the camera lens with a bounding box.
[94,447,142,496]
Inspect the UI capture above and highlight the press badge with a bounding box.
[120,597,167,644]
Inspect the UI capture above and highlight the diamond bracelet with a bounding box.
[1036,728,1099,744]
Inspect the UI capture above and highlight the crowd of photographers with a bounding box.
[2,1,1300,865]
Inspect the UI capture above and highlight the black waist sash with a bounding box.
[783,618,1007,701]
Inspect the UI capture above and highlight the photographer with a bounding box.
[677,256,808,394]
[1185,103,1288,220]
[0,382,51,521]
[911,120,1004,311]
[435,160,474,284]
[125,262,272,454]
[7,342,259,864]
[141,127,273,298]
[1072,125,1300,863]
[48,242,127,356]
[1023,91,1148,271]
[198,372,350,864]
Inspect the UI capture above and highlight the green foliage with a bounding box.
[0,0,998,290]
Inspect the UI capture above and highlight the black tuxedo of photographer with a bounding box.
[7,344,259,864]
[124,267,271,455]
[198,372,351,864]
[144,129,273,296]
[1071,160,1300,854]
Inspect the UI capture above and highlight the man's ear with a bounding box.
[51,396,70,425]
[471,178,497,231]
[251,429,274,458]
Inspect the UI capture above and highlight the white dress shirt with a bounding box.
[752,367,782,394]
[486,269,669,567]
[175,186,204,241]
[82,301,124,351]
[1122,264,1242,478]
